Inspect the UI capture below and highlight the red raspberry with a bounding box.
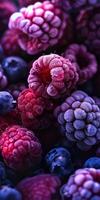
[60,168,100,200]
[28,54,79,99]
[17,174,61,200]
[0,1,16,35]
[9,1,69,55]
[1,29,22,56]
[76,4,100,57]
[0,125,42,172]
[18,88,53,129]
[63,43,97,84]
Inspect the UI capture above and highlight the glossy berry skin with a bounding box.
[0,66,8,89]
[17,174,61,200]
[84,157,100,169]
[0,91,15,115]
[60,168,100,200]
[76,4,100,57]
[28,54,79,99]
[9,1,68,55]
[45,147,73,177]
[54,90,100,151]
[2,56,28,83]
[0,186,22,200]
[0,125,42,172]
[63,43,97,84]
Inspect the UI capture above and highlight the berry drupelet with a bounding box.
[0,125,42,172]
[9,1,69,55]
[76,3,100,57]
[54,90,100,151]
[60,168,100,200]
[17,174,61,200]
[45,147,73,177]
[0,91,15,115]
[2,56,28,84]
[63,43,97,84]
[28,54,79,99]
[0,186,22,200]
[84,157,100,169]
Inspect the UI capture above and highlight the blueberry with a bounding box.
[0,91,15,115]
[0,162,6,184]
[83,157,100,169]
[2,56,28,83]
[0,186,22,200]
[45,147,73,177]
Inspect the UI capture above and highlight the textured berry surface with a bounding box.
[7,82,27,100]
[0,125,42,172]
[0,91,15,115]
[84,157,100,169]
[2,56,28,83]
[0,186,22,200]
[9,1,68,55]
[28,54,79,99]
[54,90,100,151]
[17,174,61,200]
[63,43,97,84]
[76,4,100,57]
[45,147,73,177]
[60,168,100,200]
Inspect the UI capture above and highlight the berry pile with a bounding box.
[0,0,100,199]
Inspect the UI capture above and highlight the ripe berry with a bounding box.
[2,56,28,83]
[84,157,100,169]
[0,125,42,172]
[0,186,22,200]
[0,91,15,115]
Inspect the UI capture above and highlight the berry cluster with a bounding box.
[0,0,100,200]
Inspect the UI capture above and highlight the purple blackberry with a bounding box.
[63,44,97,84]
[60,168,100,200]
[76,4,100,57]
[0,66,8,89]
[45,147,73,177]
[84,157,100,169]
[54,90,100,151]
[2,56,28,84]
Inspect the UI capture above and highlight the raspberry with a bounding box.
[9,1,68,55]
[60,168,100,200]
[84,157,100,169]
[17,174,61,200]
[0,125,42,172]
[0,65,8,89]
[1,29,22,56]
[54,90,100,151]
[76,4,100,57]
[2,56,28,84]
[28,54,79,99]
[0,1,16,36]
[63,44,97,84]
[7,82,27,100]
[45,147,73,177]
[18,88,53,129]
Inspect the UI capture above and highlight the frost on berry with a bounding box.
[28,54,79,99]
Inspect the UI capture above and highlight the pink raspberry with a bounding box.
[63,43,97,84]
[9,1,69,55]
[1,29,22,56]
[18,88,53,129]
[0,125,42,172]
[76,4,100,57]
[60,168,100,200]
[17,174,61,200]
[28,54,79,99]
